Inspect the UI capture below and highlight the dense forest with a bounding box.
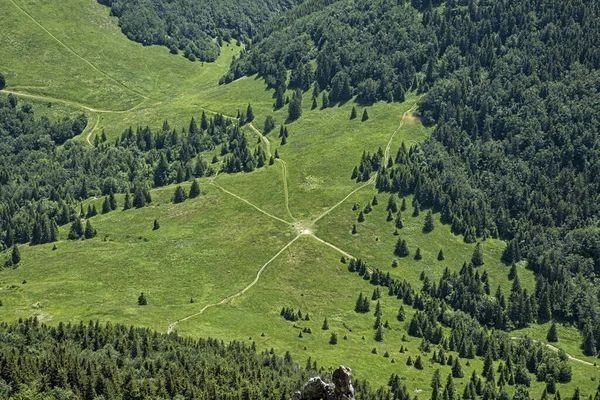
[0,95,266,256]
[0,317,387,399]
[230,0,600,352]
[97,0,304,61]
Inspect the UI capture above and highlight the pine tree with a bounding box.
[68,218,84,240]
[387,196,398,213]
[329,332,338,345]
[311,97,318,110]
[452,358,464,378]
[401,198,407,211]
[351,224,357,234]
[361,109,369,121]
[358,211,365,223]
[547,321,558,343]
[109,191,117,210]
[84,220,97,239]
[397,306,405,321]
[321,91,329,108]
[123,192,132,210]
[472,242,484,266]
[581,322,596,356]
[263,115,275,134]
[412,199,420,217]
[374,300,381,317]
[153,219,160,231]
[372,195,378,206]
[423,210,435,233]
[102,196,111,214]
[287,90,303,121]
[415,355,424,369]
[395,213,404,229]
[374,325,384,342]
[508,262,517,280]
[173,186,187,204]
[11,244,20,265]
[246,103,254,122]
[350,107,357,119]
[437,249,445,261]
[322,318,329,330]
[414,248,422,260]
[189,179,200,198]
[138,292,147,306]
[394,239,409,257]
[200,111,208,130]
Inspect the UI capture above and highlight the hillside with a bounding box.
[1,0,600,398]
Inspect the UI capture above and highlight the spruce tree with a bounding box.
[351,224,357,234]
[350,106,357,119]
[397,306,405,321]
[394,239,409,257]
[437,249,445,261]
[102,196,111,214]
[414,248,422,260]
[581,322,596,356]
[68,218,84,240]
[361,109,369,121]
[508,262,517,280]
[321,91,329,108]
[11,244,20,265]
[189,179,201,198]
[138,292,147,306]
[472,242,484,266]
[322,317,329,330]
[401,198,407,211]
[414,355,424,369]
[329,332,338,345]
[287,90,303,121]
[109,191,117,210]
[263,115,275,134]
[173,186,187,204]
[374,325,384,342]
[412,199,420,217]
[84,220,97,239]
[547,321,558,343]
[311,97,318,110]
[387,195,398,212]
[246,103,254,122]
[452,358,464,378]
[358,211,365,223]
[153,219,160,231]
[423,210,434,233]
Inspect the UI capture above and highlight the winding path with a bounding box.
[510,337,599,367]
[7,0,147,100]
[167,233,303,333]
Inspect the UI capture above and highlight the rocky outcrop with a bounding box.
[291,366,355,400]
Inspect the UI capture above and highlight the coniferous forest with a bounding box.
[3,0,600,397]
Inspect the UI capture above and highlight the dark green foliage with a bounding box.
[153,219,160,230]
[355,292,370,313]
[394,305,403,321]
[350,106,357,120]
[329,332,337,345]
[358,211,365,223]
[173,185,187,204]
[321,91,329,109]
[351,224,357,234]
[102,196,111,214]
[0,318,364,399]
[246,103,254,122]
[374,325,383,342]
[452,358,464,378]
[414,248,422,261]
[100,0,302,63]
[189,179,201,198]
[423,210,434,233]
[361,109,369,122]
[11,244,20,265]
[84,220,97,239]
[472,243,484,266]
[412,199,420,217]
[547,321,558,343]
[0,73,5,90]
[394,239,409,257]
[280,307,304,322]
[414,355,423,370]
[287,89,303,122]
[263,115,276,134]
[387,196,398,213]
[138,292,147,306]
[437,249,444,261]
[322,317,329,330]
[68,218,84,240]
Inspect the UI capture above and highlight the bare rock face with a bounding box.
[291,366,355,400]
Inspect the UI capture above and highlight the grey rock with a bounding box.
[293,366,355,400]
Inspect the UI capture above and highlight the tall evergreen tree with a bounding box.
[68,218,84,240]
[11,244,20,265]
[394,239,409,257]
[322,317,329,330]
[189,179,201,198]
[123,192,132,210]
[350,107,357,119]
[547,321,558,343]
[472,242,484,266]
[153,219,160,231]
[361,109,369,121]
[246,103,254,122]
[84,220,97,239]
[423,210,434,233]
[173,186,187,204]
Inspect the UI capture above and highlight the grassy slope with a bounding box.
[1,0,599,396]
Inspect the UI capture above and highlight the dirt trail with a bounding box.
[7,0,146,100]
[210,181,292,226]
[248,122,271,157]
[511,337,599,367]
[384,101,419,161]
[168,233,303,333]
[85,113,100,146]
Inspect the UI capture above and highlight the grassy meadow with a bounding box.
[1,0,599,396]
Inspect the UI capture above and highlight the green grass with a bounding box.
[1,0,599,396]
